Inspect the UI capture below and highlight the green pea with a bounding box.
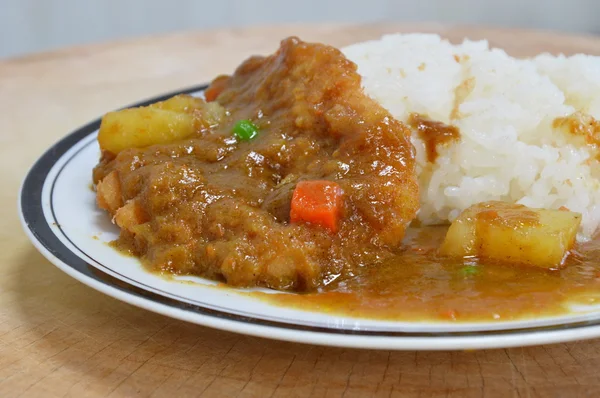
[460,266,478,276]
[233,119,259,141]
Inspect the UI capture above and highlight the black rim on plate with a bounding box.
[19,84,600,340]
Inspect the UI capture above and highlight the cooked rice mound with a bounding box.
[343,34,600,239]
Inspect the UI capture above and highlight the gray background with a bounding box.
[2,0,599,59]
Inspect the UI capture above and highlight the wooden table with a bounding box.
[4,23,600,398]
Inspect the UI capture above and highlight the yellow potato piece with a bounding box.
[98,108,195,154]
[98,95,225,154]
[150,94,204,112]
[440,201,582,269]
[151,95,225,126]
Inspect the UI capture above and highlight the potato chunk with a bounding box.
[98,95,225,154]
[440,201,581,269]
[150,95,225,125]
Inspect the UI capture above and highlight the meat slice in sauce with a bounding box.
[94,37,419,291]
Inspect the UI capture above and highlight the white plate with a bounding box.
[19,86,600,350]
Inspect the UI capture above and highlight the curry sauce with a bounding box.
[94,37,600,323]
[408,113,460,163]
[249,226,600,322]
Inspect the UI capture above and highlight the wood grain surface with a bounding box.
[4,24,600,398]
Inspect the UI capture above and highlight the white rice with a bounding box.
[342,34,600,240]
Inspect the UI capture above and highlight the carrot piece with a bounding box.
[290,180,343,233]
[204,75,229,102]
